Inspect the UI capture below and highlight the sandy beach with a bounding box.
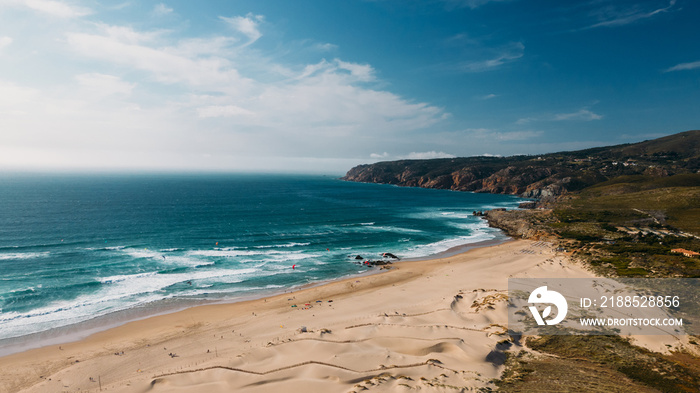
[0,239,598,392]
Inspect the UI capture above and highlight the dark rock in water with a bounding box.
[359,259,393,266]
[355,255,363,260]
[518,201,537,209]
[382,252,400,260]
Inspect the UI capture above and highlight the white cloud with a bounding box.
[0,13,449,172]
[0,36,12,52]
[402,151,456,159]
[197,105,254,118]
[664,60,700,72]
[170,36,238,57]
[75,73,135,96]
[291,59,376,83]
[95,24,165,44]
[9,0,91,18]
[553,109,602,121]
[153,3,173,16]
[220,13,264,45]
[370,152,389,159]
[66,31,251,92]
[334,59,375,82]
[0,80,39,107]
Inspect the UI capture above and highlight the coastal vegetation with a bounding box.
[496,335,700,392]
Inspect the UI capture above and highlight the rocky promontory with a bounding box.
[342,130,699,200]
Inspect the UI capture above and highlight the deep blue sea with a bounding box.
[0,174,521,347]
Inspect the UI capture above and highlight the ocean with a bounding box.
[0,173,522,351]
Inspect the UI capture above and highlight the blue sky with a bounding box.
[0,0,698,173]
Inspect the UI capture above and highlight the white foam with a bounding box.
[365,226,424,234]
[121,248,166,260]
[401,219,499,259]
[188,249,270,257]
[161,255,215,267]
[115,248,213,267]
[99,272,157,284]
[0,252,50,260]
[407,209,475,220]
[0,267,261,340]
[253,242,311,249]
[7,286,37,294]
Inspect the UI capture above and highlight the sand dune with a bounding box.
[1,240,604,392]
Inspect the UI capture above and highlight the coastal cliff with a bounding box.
[343,130,700,199]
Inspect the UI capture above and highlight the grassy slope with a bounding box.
[572,174,700,234]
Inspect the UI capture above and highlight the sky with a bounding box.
[0,0,698,174]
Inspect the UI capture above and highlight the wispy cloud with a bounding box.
[552,109,602,121]
[335,59,375,82]
[107,2,131,11]
[152,3,173,16]
[442,0,513,10]
[455,42,524,72]
[220,13,264,45]
[470,128,543,141]
[367,151,456,161]
[517,108,602,124]
[515,117,536,125]
[403,151,456,159]
[478,93,498,100]
[584,0,676,29]
[7,0,91,18]
[664,60,700,72]
[617,132,667,140]
[314,42,338,51]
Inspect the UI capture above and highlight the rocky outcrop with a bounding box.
[484,209,554,240]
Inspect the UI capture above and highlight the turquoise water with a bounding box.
[0,174,521,343]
